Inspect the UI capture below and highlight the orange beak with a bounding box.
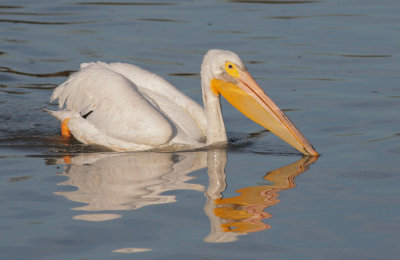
[211,69,318,156]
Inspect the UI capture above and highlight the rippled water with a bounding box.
[1,0,399,259]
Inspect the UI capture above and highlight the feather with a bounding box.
[49,62,207,150]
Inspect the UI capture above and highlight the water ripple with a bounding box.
[0,18,73,25]
[0,66,73,78]
[340,54,392,58]
[77,2,176,6]
[268,14,368,19]
[0,5,22,9]
[0,11,75,16]
[168,73,199,77]
[0,17,108,25]
[229,0,319,4]
[135,18,187,23]
[361,133,400,144]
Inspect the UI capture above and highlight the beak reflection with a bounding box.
[205,153,318,242]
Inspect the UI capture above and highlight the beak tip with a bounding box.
[300,144,319,157]
[305,148,319,157]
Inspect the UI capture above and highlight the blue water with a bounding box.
[1,0,399,259]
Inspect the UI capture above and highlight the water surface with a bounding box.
[1,0,399,259]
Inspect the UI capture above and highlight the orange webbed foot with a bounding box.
[61,118,71,138]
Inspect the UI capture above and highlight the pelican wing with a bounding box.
[50,62,207,149]
[51,63,173,146]
[103,62,207,142]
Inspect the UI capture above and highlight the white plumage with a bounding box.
[48,49,318,155]
[49,61,207,151]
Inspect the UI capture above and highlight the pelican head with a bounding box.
[201,49,318,156]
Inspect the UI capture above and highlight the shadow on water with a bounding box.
[50,148,317,244]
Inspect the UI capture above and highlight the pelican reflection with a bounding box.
[53,150,317,241]
[54,152,206,221]
[204,152,317,242]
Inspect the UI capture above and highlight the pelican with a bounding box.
[47,49,318,156]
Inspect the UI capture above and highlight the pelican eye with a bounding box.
[225,62,240,78]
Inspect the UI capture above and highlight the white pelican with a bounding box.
[48,49,318,156]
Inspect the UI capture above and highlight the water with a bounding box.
[1,0,399,259]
